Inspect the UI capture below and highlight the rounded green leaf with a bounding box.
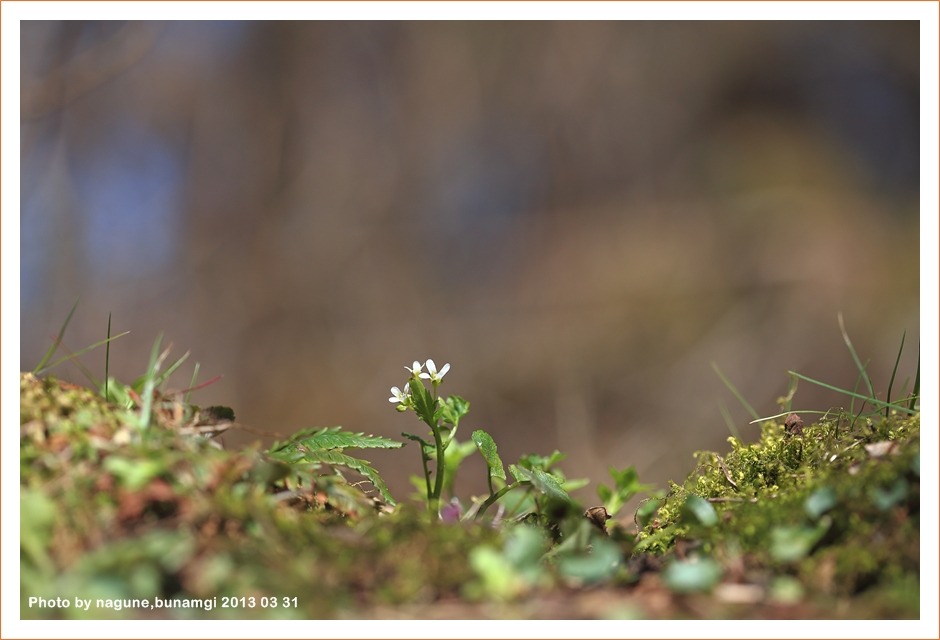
[663,558,722,593]
[681,494,718,527]
[471,429,506,481]
[804,486,837,520]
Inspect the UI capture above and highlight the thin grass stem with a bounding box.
[838,312,875,399]
[32,298,79,374]
[716,400,740,440]
[34,332,130,377]
[104,313,112,401]
[786,371,916,415]
[909,346,920,413]
[185,362,201,405]
[884,330,906,418]
[711,362,759,420]
[139,334,166,431]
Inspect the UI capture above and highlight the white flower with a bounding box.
[388,385,410,404]
[419,359,450,384]
[404,360,424,377]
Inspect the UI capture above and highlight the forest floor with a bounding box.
[19,366,919,621]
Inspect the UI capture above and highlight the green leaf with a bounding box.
[469,526,549,599]
[663,558,722,593]
[681,495,718,527]
[596,465,652,516]
[635,493,664,528]
[870,479,909,511]
[469,547,524,600]
[562,477,590,492]
[439,395,470,426]
[509,464,570,503]
[471,429,506,482]
[557,537,622,584]
[408,378,436,424]
[804,486,837,520]
[770,519,830,562]
[518,450,565,471]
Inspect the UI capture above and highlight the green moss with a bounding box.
[637,412,919,617]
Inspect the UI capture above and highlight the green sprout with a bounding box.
[393,358,464,515]
[390,359,577,520]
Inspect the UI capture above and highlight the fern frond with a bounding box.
[267,426,402,505]
[269,426,402,454]
[306,449,396,505]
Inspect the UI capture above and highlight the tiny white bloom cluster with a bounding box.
[388,358,451,404]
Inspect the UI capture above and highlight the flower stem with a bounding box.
[430,387,446,515]
[474,481,524,520]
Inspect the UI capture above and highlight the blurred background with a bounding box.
[20,21,920,503]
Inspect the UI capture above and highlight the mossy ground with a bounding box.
[636,412,920,618]
[20,372,919,619]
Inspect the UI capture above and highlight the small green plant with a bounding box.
[389,359,585,520]
[596,466,652,518]
[391,359,467,514]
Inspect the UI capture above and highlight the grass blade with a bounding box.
[32,298,79,374]
[787,371,916,415]
[778,374,799,412]
[105,314,112,401]
[711,362,759,420]
[838,312,875,399]
[185,362,201,404]
[138,334,166,431]
[34,332,130,377]
[155,350,190,389]
[749,409,831,424]
[716,400,740,440]
[56,339,102,388]
[885,330,906,418]
[909,346,920,412]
